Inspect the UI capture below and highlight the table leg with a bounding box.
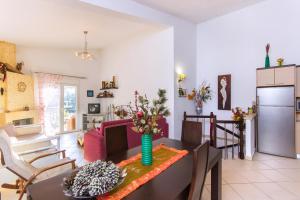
[211,159,222,200]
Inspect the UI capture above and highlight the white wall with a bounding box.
[16,46,102,129]
[197,0,300,120]
[98,28,174,124]
[82,0,198,139]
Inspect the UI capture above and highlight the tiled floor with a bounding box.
[1,133,300,200]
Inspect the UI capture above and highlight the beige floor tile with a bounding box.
[253,153,289,161]
[258,169,291,182]
[206,185,242,200]
[223,170,250,184]
[231,183,271,200]
[242,170,272,183]
[205,172,227,185]
[277,182,300,198]
[202,186,211,200]
[262,159,300,169]
[254,182,298,200]
[276,169,300,181]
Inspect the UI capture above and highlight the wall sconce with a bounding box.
[177,73,186,83]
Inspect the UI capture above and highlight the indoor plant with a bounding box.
[128,89,170,166]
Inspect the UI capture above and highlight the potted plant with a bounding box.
[128,89,170,166]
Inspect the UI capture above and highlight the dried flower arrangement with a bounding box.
[63,160,127,198]
[113,105,128,119]
[128,89,170,135]
[188,81,212,107]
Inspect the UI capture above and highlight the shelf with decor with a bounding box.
[100,87,118,90]
[96,96,114,98]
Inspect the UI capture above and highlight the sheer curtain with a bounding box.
[35,73,62,135]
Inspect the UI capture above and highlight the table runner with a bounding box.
[98,144,188,200]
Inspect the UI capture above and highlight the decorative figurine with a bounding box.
[265,44,270,68]
[277,58,284,66]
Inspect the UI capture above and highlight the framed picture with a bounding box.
[88,103,101,114]
[218,74,231,110]
[87,90,94,97]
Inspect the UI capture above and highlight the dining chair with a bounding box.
[104,125,128,158]
[0,129,76,200]
[181,120,202,146]
[176,141,210,200]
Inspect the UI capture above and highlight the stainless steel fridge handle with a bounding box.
[257,96,259,105]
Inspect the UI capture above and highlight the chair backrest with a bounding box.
[104,125,128,158]
[181,120,202,146]
[0,129,15,166]
[0,129,33,180]
[188,141,210,200]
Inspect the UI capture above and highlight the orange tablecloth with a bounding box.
[98,144,188,200]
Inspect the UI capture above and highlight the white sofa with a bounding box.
[1,124,60,155]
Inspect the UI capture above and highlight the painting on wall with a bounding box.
[87,90,94,97]
[218,74,231,110]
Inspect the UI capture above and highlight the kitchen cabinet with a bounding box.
[296,67,300,97]
[296,121,300,154]
[256,66,295,87]
[275,67,295,86]
[257,68,274,87]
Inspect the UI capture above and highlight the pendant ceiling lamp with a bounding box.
[75,31,94,60]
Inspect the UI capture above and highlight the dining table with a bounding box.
[27,137,222,200]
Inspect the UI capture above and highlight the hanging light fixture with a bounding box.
[75,31,94,60]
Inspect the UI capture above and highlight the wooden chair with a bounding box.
[176,141,210,200]
[0,129,76,200]
[104,125,128,158]
[181,120,202,146]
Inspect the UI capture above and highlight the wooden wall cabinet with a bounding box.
[296,67,300,97]
[275,67,295,86]
[257,68,275,87]
[257,66,295,87]
[296,121,300,154]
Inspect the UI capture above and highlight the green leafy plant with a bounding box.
[128,89,170,135]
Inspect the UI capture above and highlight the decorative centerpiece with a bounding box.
[265,43,271,68]
[232,107,246,131]
[188,82,212,115]
[128,89,170,166]
[63,160,127,199]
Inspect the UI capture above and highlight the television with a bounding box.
[88,103,101,114]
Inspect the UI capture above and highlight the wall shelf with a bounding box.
[100,87,118,90]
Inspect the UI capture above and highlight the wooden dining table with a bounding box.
[27,138,222,200]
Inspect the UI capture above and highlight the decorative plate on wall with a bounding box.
[17,81,27,92]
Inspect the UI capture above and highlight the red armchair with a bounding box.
[84,118,169,162]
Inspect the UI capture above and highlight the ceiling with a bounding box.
[0,0,162,49]
[133,0,264,23]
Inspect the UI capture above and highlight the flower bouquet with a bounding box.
[188,81,212,115]
[232,107,246,131]
[128,89,170,166]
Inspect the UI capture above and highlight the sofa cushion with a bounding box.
[14,124,42,136]
[1,124,17,137]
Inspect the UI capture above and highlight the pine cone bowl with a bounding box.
[62,160,127,199]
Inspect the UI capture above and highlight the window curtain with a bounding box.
[35,73,62,135]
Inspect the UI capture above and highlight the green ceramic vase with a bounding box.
[265,55,270,68]
[141,134,153,166]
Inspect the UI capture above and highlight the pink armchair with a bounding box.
[84,118,169,162]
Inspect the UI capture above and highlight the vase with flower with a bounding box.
[188,82,212,115]
[128,89,170,166]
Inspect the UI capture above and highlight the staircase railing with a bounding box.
[183,112,245,159]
